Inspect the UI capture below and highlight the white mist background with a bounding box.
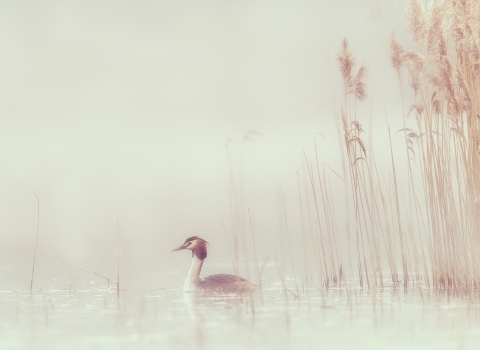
[0,0,414,290]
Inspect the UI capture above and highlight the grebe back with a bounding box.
[172,236,260,293]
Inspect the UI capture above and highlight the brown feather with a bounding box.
[193,240,208,260]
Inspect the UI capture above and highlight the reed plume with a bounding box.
[427,0,445,56]
[390,35,405,74]
[354,65,368,102]
[404,50,425,96]
[404,0,427,45]
[336,38,356,97]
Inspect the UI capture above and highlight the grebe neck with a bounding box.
[183,254,204,291]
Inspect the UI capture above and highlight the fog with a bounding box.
[0,0,411,290]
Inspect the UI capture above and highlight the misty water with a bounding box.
[1,267,480,350]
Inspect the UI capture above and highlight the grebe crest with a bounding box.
[172,236,260,294]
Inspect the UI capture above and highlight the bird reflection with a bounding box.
[182,291,260,348]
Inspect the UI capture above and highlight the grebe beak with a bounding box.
[172,244,187,251]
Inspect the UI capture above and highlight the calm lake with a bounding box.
[1,271,479,350]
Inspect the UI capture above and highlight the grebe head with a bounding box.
[172,236,209,260]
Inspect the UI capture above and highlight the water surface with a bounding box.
[1,274,480,349]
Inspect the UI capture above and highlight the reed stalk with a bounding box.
[3,237,110,286]
[30,192,40,292]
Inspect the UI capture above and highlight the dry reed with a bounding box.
[30,192,40,292]
[3,237,110,286]
[292,0,480,294]
[312,0,480,293]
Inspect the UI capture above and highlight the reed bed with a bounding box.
[224,0,480,295]
[322,0,480,292]
[299,0,480,293]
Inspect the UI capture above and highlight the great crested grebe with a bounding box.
[172,236,260,293]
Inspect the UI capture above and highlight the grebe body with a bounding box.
[172,236,260,294]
